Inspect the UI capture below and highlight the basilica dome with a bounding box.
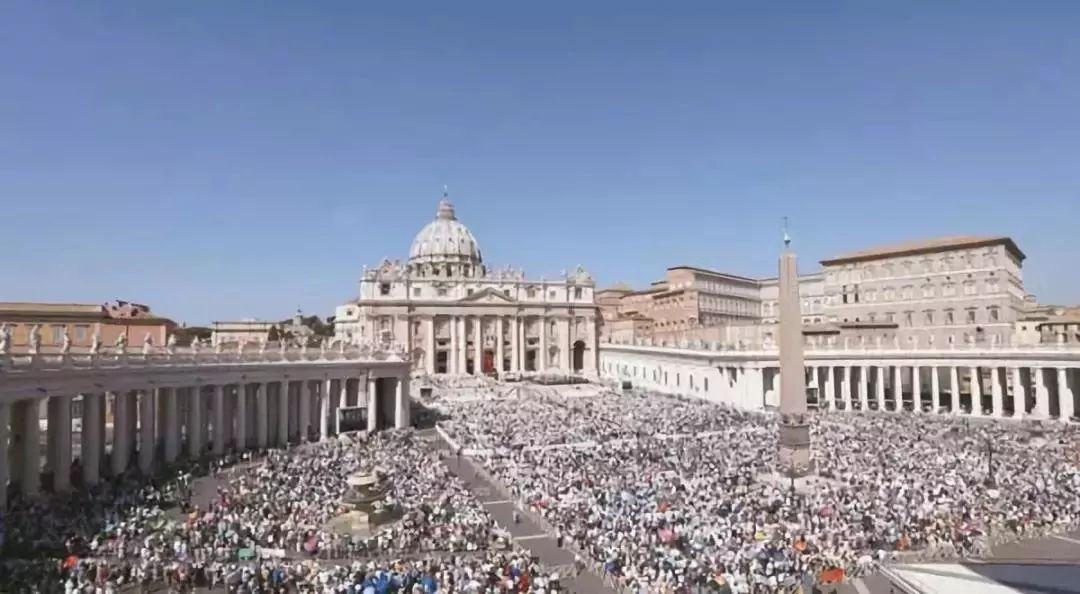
[408,198,483,272]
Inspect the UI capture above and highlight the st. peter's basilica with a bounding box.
[334,194,599,377]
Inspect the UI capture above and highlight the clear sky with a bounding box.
[2,1,1078,325]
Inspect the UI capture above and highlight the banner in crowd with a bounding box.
[338,406,368,433]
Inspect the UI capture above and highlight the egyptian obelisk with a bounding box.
[778,223,813,476]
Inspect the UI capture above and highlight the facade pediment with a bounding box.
[458,288,517,304]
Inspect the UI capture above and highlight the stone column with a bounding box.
[990,368,1004,418]
[51,396,72,492]
[876,366,887,411]
[212,385,226,456]
[564,317,572,372]
[111,391,130,476]
[1058,368,1074,421]
[930,367,941,413]
[367,377,378,432]
[912,366,922,411]
[841,366,852,409]
[969,367,982,416]
[297,381,312,442]
[473,317,483,375]
[1035,367,1050,418]
[949,367,961,415]
[138,390,156,473]
[511,317,521,373]
[395,375,410,429]
[821,367,832,409]
[338,378,349,426]
[539,317,548,372]
[188,386,203,458]
[426,318,436,375]
[81,394,101,486]
[254,383,268,448]
[18,399,42,497]
[859,366,869,410]
[892,366,903,411]
[278,382,290,445]
[1012,367,1026,417]
[0,402,8,508]
[232,385,246,450]
[496,317,505,375]
[459,317,468,374]
[320,379,332,439]
[163,388,180,463]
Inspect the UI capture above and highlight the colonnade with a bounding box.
[0,373,410,509]
[804,364,1077,419]
[422,314,587,376]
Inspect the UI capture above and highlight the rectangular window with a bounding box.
[945,311,954,325]
[437,288,448,297]
[527,288,537,299]
[904,312,913,326]
[574,287,583,299]
[467,289,474,296]
[52,325,65,344]
[503,289,510,297]
[966,310,976,324]
[549,290,556,299]
[413,287,421,297]
[75,325,89,342]
[989,308,999,322]
[379,283,390,296]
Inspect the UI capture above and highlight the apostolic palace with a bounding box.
[333,194,600,377]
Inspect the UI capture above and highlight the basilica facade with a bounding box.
[334,196,599,377]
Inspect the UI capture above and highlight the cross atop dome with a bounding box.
[437,186,457,221]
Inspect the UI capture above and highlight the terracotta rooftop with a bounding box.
[0,302,105,315]
[821,235,1024,266]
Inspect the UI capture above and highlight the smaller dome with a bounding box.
[408,198,483,265]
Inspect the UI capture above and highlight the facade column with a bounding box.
[255,383,269,447]
[278,382,290,445]
[821,366,832,409]
[299,381,313,441]
[459,317,468,374]
[188,386,203,458]
[81,394,101,486]
[1035,367,1050,418]
[367,377,378,432]
[840,366,852,409]
[234,385,248,450]
[212,385,226,456]
[511,317,521,373]
[949,367,961,415]
[426,318,436,375]
[892,366,903,411]
[320,379,332,439]
[876,366,886,411]
[111,391,130,476]
[539,316,548,372]
[339,378,349,414]
[0,402,8,508]
[969,367,982,416]
[1058,368,1074,421]
[473,317,483,375]
[564,317,573,372]
[496,317,505,375]
[163,388,180,463]
[395,375,410,429]
[930,367,941,413]
[858,366,869,409]
[810,367,820,406]
[1012,367,1026,418]
[18,399,42,497]
[50,396,73,492]
[138,390,156,473]
[912,366,922,411]
[991,368,1004,418]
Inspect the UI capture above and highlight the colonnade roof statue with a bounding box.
[778,219,813,477]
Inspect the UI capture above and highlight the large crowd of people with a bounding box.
[0,431,561,592]
[437,385,1080,592]
[4,378,1080,593]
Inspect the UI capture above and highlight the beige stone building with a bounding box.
[0,301,174,349]
[818,236,1025,347]
[601,235,1031,349]
[334,196,599,376]
[210,310,316,346]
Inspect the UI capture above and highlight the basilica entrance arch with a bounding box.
[572,340,586,373]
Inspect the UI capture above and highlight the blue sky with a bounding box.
[2,2,1078,324]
